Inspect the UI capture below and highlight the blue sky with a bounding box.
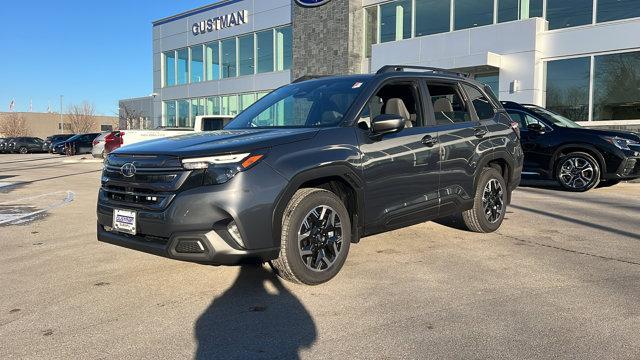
[0,0,214,115]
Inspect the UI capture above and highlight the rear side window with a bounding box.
[507,110,546,130]
[425,82,472,124]
[462,84,495,120]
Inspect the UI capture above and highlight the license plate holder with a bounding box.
[113,209,137,235]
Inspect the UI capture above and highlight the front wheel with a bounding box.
[19,147,28,154]
[270,188,351,285]
[556,152,600,192]
[461,168,508,233]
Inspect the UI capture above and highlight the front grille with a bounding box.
[101,154,191,210]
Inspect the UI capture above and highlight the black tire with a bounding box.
[19,147,28,154]
[555,152,601,192]
[270,188,351,285]
[461,168,508,233]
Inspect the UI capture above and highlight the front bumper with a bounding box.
[606,153,640,180]
[97,224,279,265]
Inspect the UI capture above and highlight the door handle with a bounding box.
[421,135,439,147]
[474,128,488,138]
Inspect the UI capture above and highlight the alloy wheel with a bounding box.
[19,147,27,154]
[297,205,343,272]
[559,157,594,190]
[482,178,504,224]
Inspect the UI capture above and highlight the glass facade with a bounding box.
[546,0,593,30]
[190,45,204,83]
[380,0,412,43]
[593,51,640,121]
[162,25,292,87]
[475,73,500,95]
[597,0,640,22]
[415,0,451,37]
[546,57,591,122]
[256,30,274,73]
[163,91,272,126]
[238,34,255,76]
[455,0,494,30]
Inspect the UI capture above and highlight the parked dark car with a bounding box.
[503,101,640,191]
[6,137,45,154]
[0,138,15,153]
[44,134,76,153]
[53,133,100,155]
[98,66,523,285]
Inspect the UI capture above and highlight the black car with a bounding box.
[97,66,523,285]
[54,133,100,155]
[7,137,45,154]
[44,134,76,152]
[0,138,15,153]
[503,102,640,191]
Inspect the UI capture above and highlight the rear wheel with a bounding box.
[19,147,28,154]
[270,188,351,285]
[555,152,600,192]
[461,168,507,233]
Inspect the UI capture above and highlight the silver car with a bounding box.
[91,132,110,158]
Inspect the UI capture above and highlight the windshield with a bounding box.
[225,77,369,129]
[524,105,582,128]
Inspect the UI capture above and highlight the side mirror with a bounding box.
[371,114,405,137]
[527,123,545,133]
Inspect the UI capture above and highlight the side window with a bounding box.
[507,110,545,130]
[425,82,472,124]
[358,82,422,130]
[462,84,495,120]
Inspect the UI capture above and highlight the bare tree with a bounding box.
[0,112,30,137]
[120,104,144,130]
[67,101,96,133]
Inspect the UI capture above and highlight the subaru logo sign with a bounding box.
[294,0,332,7]
[120,163,137,178]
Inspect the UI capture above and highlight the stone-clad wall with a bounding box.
[291,0,364,79]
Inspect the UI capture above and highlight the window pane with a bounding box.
[426,83,472,124]
[528,0,544,17]
[462,84,495,120]
[593,51,640,121]
[415,0,450,37]
[455,0,494,30]
[163,51,175,87]
[191,98,205,124]
[475,73,500,95]
[498,0,519,22]
[163,100,176,126]
[205,42,220,81]
[190,46,204,83]
[221,38,237,78]
[206,97,221,115]
[240,93,257,111]
[238,35,255,76]
[177,99,190,127]
[546,0,593,30]
[364,6,378,57]
[221,95,239,116]
[275,27,292,71]
[257,91,269,100]
[380,0,412,43]
[256,30,274,73]
[177,48,189,85]
[545,57,590,122]
[597,0,640,23]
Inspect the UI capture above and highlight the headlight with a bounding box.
[602,136,639,151]
[181,152,265,184]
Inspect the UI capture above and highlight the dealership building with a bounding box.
[138,0,640,130]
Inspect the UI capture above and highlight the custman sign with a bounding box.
[192,10,248,36]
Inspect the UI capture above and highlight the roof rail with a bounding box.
[376,65,468,78]
[292,75,329,83]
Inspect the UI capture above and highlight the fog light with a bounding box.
[227,221,245,248]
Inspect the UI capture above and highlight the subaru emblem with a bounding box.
[120,163,137,178]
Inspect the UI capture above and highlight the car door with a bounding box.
[357,79,441,232]
[506,109,553,175]
[423,80,492,213]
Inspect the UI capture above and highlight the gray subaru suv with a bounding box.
[97,66,523,285]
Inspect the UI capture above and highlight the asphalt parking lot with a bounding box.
[1,153,639,359]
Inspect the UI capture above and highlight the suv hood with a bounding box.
[565,127,640,142]
[114,128,320,157]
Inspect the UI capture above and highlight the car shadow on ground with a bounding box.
[194,264,316,360]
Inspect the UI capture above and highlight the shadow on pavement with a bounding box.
[194,265,316,360]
